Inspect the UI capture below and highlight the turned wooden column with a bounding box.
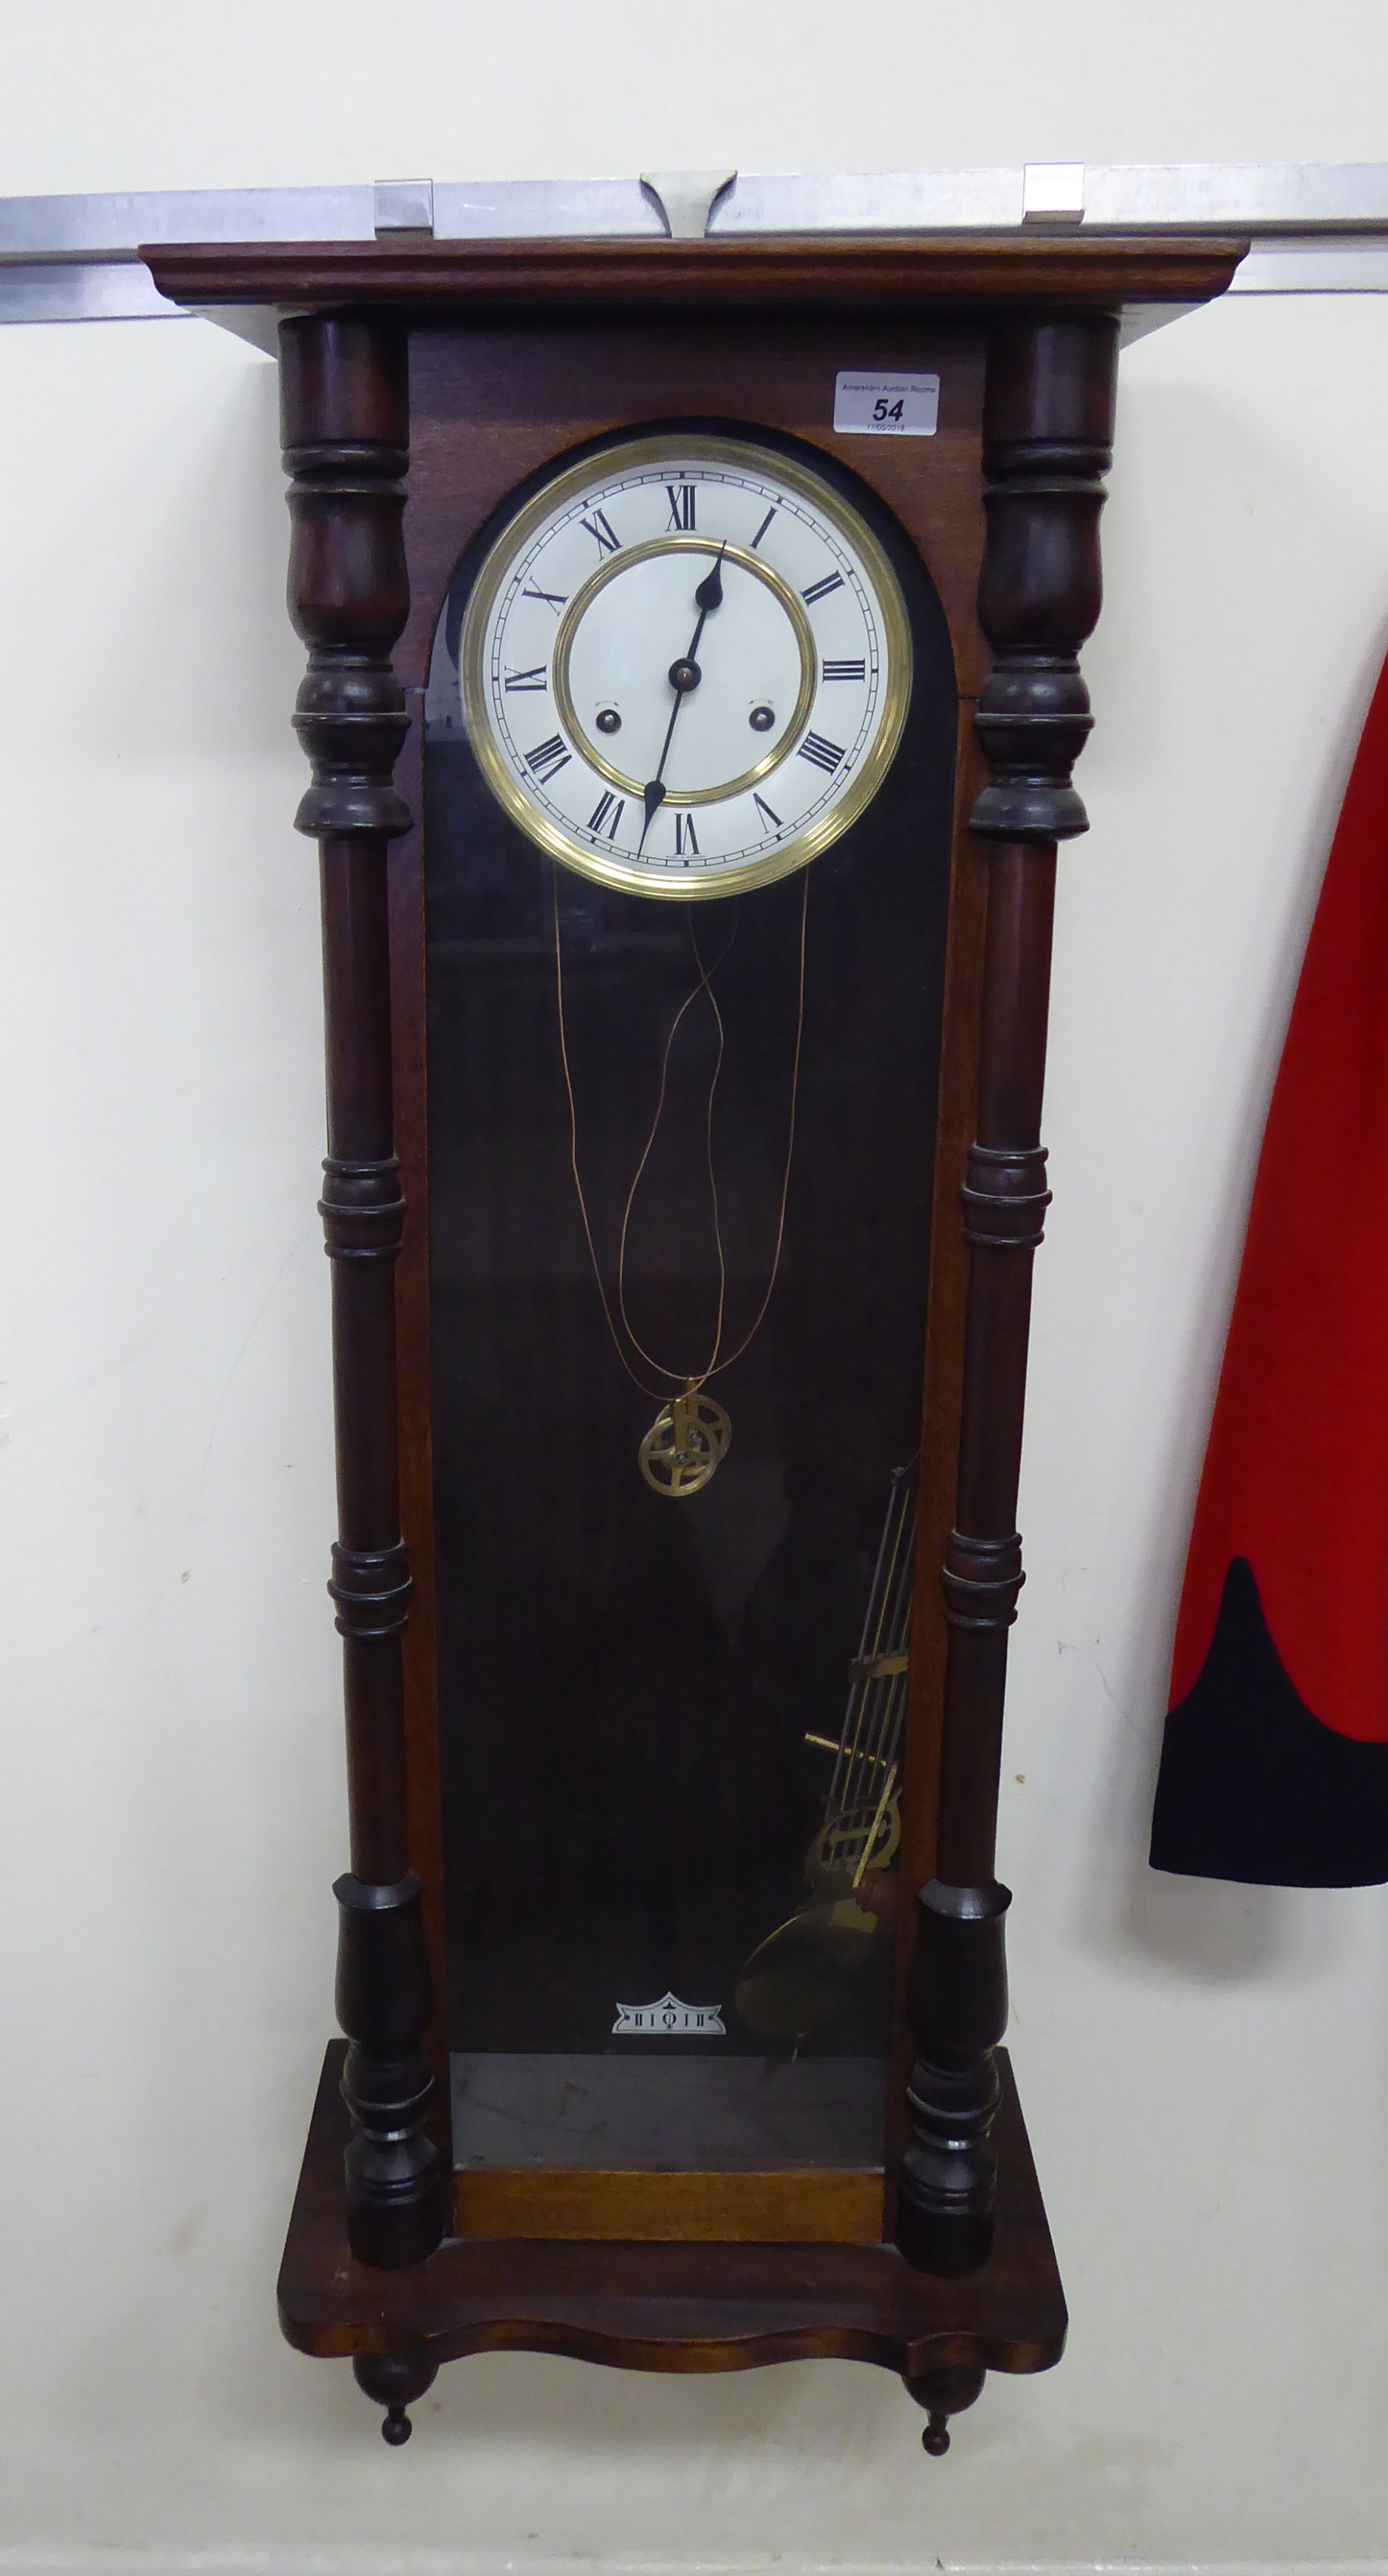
[281,312,444,2270]
[898,311,1119,2276]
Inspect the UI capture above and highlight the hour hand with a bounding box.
[694,549,725,614]
[637,778,666,852]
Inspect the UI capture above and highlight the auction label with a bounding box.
[833,371,940,436]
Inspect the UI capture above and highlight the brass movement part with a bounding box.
[458,430,913,903]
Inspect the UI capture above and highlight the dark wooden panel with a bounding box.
[425,591,951,2093]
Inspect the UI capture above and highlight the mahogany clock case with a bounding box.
[141,230,1246,2445]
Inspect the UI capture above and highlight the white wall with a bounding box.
[3,7,1388,2571]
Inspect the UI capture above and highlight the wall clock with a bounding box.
[145,227,1245,2455]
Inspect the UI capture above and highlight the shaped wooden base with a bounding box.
[278,2043,1065,2452]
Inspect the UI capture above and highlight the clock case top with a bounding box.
[140,233,1244,2439]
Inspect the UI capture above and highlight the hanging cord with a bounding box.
[617,905,735,1388]
[552,864,809,1403]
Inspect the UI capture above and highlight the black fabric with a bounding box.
[1149,1557,1388,1887]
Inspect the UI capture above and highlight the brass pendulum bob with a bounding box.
[734,1787,900,2041]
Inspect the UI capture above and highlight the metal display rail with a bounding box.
[4,162,1388,329]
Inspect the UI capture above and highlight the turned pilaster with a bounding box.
[281,312,443,2270]
[898,312,1118,2277]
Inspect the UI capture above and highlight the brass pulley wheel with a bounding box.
[637,1387,731,1497]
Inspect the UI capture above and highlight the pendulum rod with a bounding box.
[807,1461,915,1886]
[897,309,1120,2278]
[835,1467,913,1824]
[281,310,443,2271]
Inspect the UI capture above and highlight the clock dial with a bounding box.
[456,434,912,898]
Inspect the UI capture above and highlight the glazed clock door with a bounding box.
[422,423,957,2241]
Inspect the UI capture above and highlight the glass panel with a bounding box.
[424,455,955,2179]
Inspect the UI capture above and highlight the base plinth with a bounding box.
[278,2043,1065,2450]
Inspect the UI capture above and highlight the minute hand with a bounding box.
[637,547,726,854]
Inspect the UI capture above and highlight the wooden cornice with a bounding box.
[144,231,1248,320]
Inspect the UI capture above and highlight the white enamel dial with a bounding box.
[457,434,912,900]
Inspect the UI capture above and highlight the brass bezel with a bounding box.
[457,432,913,902]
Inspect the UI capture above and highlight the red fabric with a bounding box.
[1170,650,1388,1743]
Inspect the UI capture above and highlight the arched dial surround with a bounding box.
[457,434,912,900]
